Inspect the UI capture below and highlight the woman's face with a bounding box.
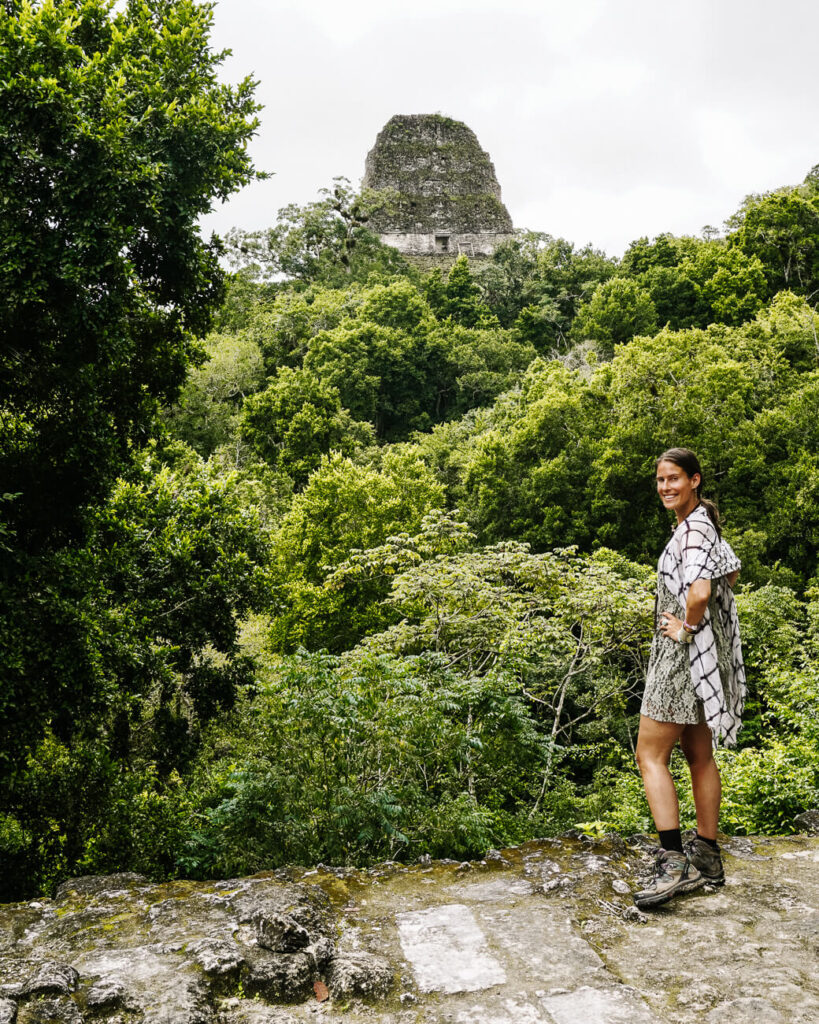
[656,459,700,514]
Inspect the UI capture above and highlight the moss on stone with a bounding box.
[363,114,513,236]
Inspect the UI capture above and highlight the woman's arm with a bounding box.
[727,570,739,588]
[685,578,711,626]
[660,578,710,639]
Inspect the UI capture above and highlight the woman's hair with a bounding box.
[656,447,722,537]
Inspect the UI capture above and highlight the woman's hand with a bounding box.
[659,613,684,639]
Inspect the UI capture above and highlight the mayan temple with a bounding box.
[362,114,514,264]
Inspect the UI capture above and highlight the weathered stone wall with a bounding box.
[378,230,512,258]
[363,113,514,263]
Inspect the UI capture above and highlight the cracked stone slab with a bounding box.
[396,903,506,993]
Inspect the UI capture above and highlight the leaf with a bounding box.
[314,980,329,1002]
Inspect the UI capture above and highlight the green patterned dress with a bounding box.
[641,570,736,726]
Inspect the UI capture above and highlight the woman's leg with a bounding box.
[635,715,686,830]
[680,722,721,839]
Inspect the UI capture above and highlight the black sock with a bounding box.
[696,832,719,850]
[658,828,683,853]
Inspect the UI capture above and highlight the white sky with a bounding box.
[200,0,819,257]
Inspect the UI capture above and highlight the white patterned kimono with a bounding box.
[658,505,746,747]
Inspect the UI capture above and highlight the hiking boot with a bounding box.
[633,849,705,909]
[684,836,725,887]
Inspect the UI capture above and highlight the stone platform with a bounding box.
[1,832,818,1023]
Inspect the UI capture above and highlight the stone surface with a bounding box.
[21,962,78,997]
[542,986,656,1023]
[706,997,784,1022]
[187,937,245,978]
[84,977,128,1009]
[363,113,513,264]
[325,953,393,999]
[16,998,81,1024]
[254,913,310,953]
[396,903,506,993]
[1,832,819,1023]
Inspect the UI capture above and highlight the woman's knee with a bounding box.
[680,723,715,770]
[635,742,669,773]
[685,750,718,778]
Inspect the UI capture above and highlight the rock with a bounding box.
[325,953,393,1000]
[543,986,657,1024]
[21,963,78,997]
[219,1004,300,1024]
[84,978,127,1009]
[794,809,819,834]
[303,936,334,970]
[621,906,648,924]
[253,913,310,953]
[540,876,572,894]
[706,997,784,1022]
[55,874,147,900]
[484,849,511,868]
[612,879,631,895]
[2,832,819,1022]
[187,938,244,978]
[242,951,314,1002]
[16,998,82,1024]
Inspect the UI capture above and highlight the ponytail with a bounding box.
[657,447,723,538]
[698,496,722,539]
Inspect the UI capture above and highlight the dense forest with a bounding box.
[2,0,818,902]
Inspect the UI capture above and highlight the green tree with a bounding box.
[0,0,262,791]
[479,234,615,342]
[426,255,496,327]
[683,242,768,327]
[461,359,605,549]
[164,332,266,457]
[620,233,702,277]
[640,265,706,330]
[731,190,819,296]
[445,325,536,416]
[0,0,262,548]
[240,366,374,486]
[1,445,272,898]
[586,300,805,564]
[225,178,412,286]
[303,287,451,439]
[571,278,658,355]
[242,285,363,375]
[180,649,547,874]
[269,448,445,650]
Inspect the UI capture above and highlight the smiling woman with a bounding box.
[632,447,746,910]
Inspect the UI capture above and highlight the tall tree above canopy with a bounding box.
[730,190,819,298]
[0,0,263,550]
[225,179,411,287]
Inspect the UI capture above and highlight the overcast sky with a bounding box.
[200,0,819,257]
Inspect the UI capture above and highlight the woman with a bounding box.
[633,448,746,910]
